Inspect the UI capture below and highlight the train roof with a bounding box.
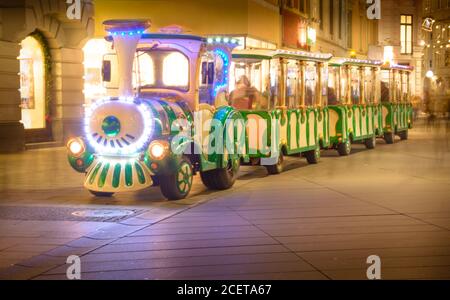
[329,57,382,67]
[105,32,207,42]
[381,63,414,71]
[232,48,333,62]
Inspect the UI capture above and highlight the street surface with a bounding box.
[0,119,449,279]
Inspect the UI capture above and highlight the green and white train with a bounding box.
[67,20,413,200]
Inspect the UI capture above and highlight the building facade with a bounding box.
[422,0,450,113]
[0,0,94,153]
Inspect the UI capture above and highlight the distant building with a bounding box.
[422,0,450,114]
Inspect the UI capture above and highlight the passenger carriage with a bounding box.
[326,58,383,155]
[380,63,414,143]
[230,49,333,174]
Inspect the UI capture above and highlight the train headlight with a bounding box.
[148,140,169,160]
[68,138,86,157]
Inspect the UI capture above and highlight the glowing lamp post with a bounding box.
[103,20,151,97]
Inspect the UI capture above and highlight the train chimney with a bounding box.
[103,19,151,97]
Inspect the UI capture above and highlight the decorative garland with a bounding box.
[29,30,52,122]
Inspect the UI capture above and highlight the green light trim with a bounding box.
[125,163,133,186]
[134,162,146,184]
[89,162,102,185]
[112,163,121,188]
[98,162,110,188]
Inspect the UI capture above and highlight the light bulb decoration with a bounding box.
[84,97,154,156]
[213,48,230,97]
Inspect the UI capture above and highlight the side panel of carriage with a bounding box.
[230,53,330,164]
[327,60,381,150]
[380,65,413,140]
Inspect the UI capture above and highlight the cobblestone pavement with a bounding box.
[0,120,449,279]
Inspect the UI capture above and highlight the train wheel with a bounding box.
[337,140,351,156]
[89,190,114,197]
[365,135,376,149]
[200,170,216,189]
[384,132,395,144]
[213,156,240,190]
[399,130,409,140]
[160,156,193,200]
[304,147,321,164]
[265,152,284,175]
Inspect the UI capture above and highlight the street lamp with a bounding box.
[425,70,434,78]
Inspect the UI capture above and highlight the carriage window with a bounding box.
[305,62,317,106]
[270,59,281,108]
[364,67,374,104]
[229,59,270,110]
[401,72,409,102]
[341,67,349,104]
[328,66,340,105]
[380,69,390,103]
[163,52,189,88]
[286,60,299,109]
[320,64,328,106]
[350,67,360,105]
[393,70,401,103]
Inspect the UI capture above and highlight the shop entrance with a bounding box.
[19,35,52,143]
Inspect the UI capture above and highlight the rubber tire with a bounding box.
[201,157,240,190]
[304,147,320,164]
[384,132,395,144]
[160,156,193,200]
[365,135,376,149]
[399,130,409,140]
[337,140,351,156]
[265,152,284,175]
[89,190,114,197]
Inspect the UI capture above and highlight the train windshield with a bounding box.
[133,49,190,92]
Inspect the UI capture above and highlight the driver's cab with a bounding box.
[102,33,239,112]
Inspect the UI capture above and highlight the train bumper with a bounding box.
[84,157,153,193]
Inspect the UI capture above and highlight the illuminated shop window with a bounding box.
[163,52,189,88]
[400,15,413,54]
[83,39,113,104]
[19,36,45,129]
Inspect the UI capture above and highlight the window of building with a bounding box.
[347,9,352,48]
[319,0,324,30]
[339,0,343,39]
[400,15,413,54]
[329,0,334,35]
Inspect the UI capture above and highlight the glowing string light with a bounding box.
[84,97,154,155]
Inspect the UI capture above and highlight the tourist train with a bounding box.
[67,20,413,200]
